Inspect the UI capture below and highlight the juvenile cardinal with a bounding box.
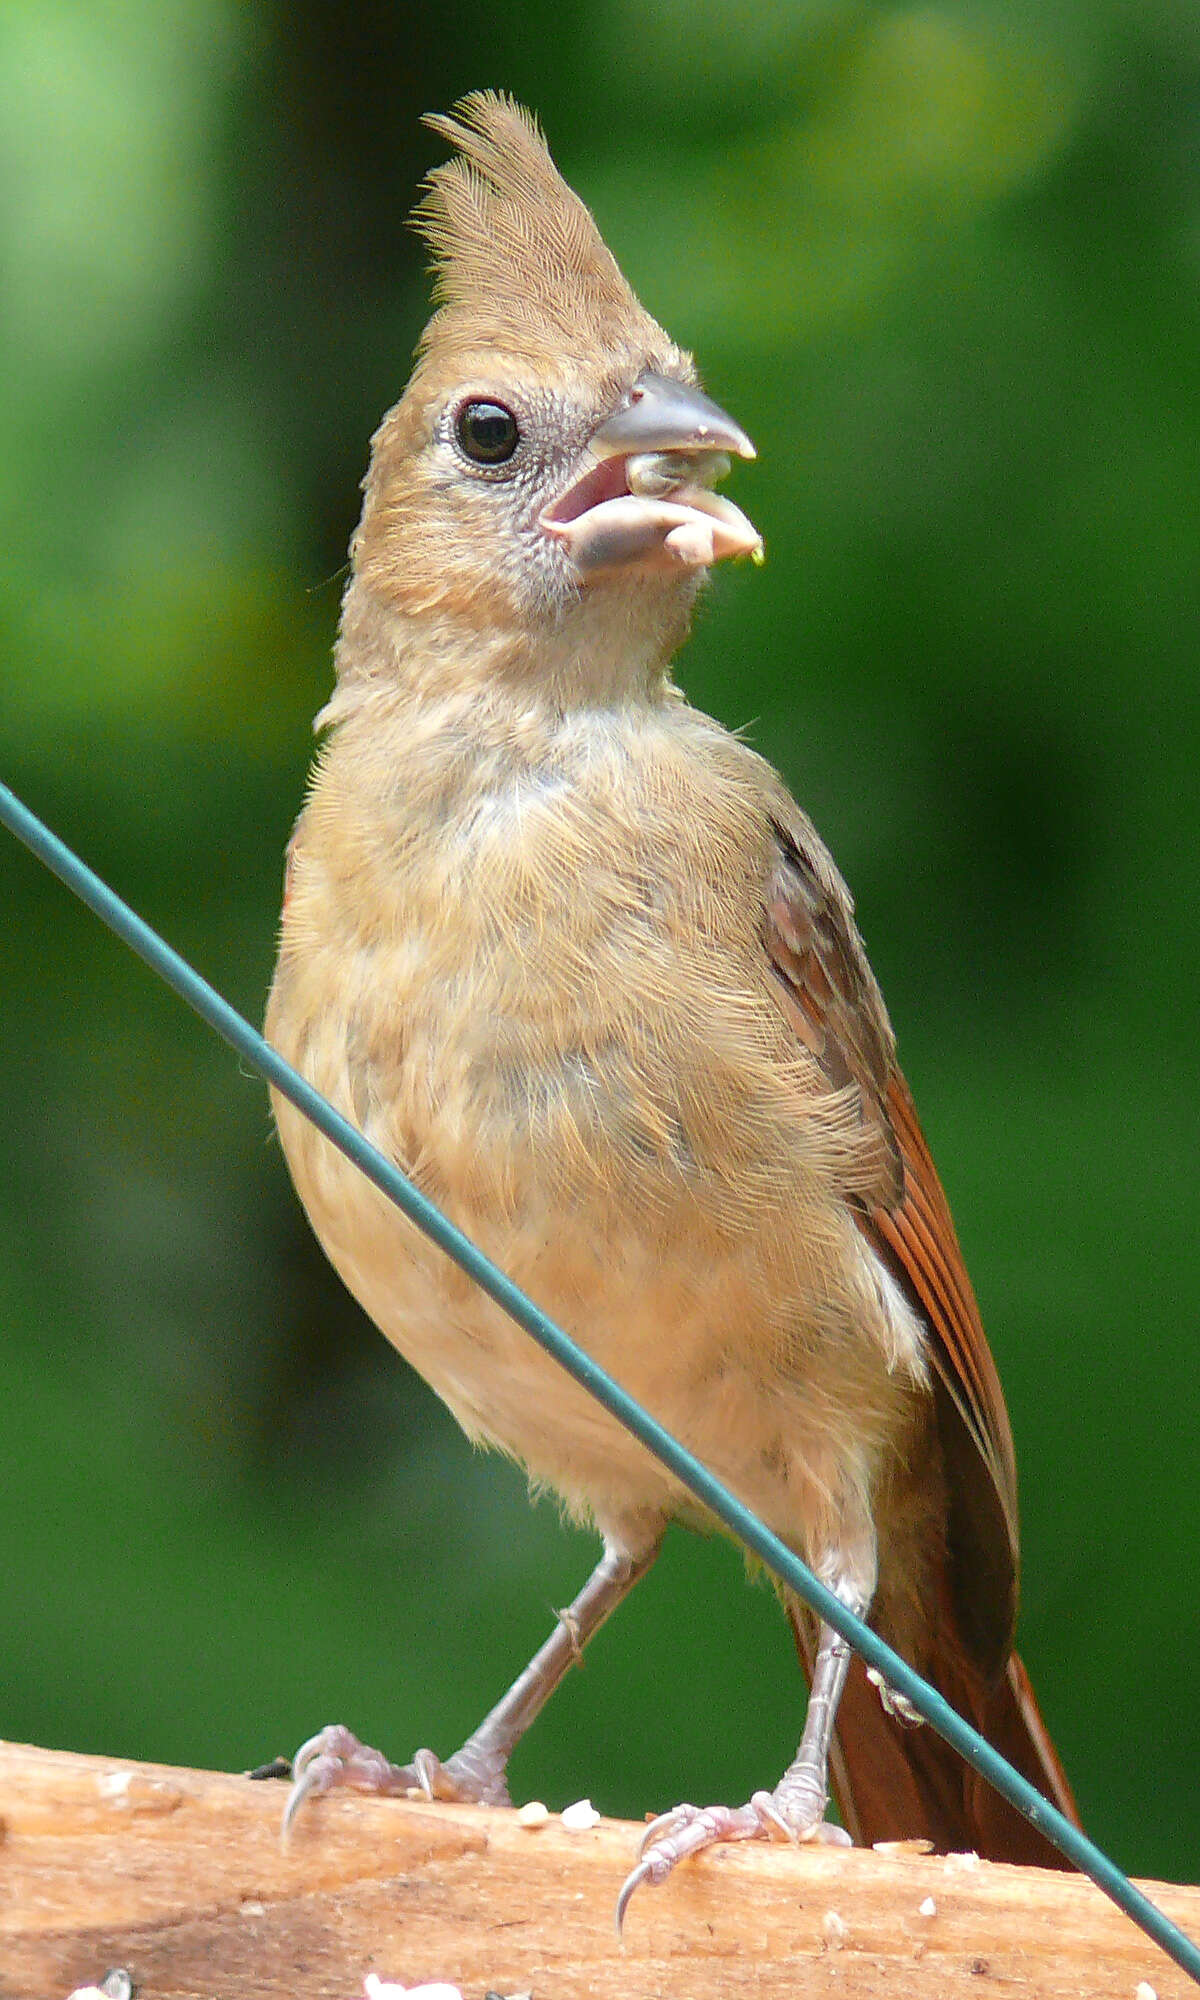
[266,92,1078,1907]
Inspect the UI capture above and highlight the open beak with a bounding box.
[541,371,763,578]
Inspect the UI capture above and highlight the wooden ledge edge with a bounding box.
[0,1740,1195,2000]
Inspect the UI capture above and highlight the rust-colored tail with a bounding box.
[792,1615,1080,1868]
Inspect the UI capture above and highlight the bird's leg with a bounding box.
[766,1615,854,1825]
[284,1537,658,1831]
[617,1584,868,1929]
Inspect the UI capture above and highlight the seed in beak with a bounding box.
[626,450,732,500]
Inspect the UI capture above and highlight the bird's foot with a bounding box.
[865,1666,924,1725]
[282,1723,511,1833]
[616,1780,850,1928]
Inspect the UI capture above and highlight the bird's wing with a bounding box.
[763,806,1019,1671]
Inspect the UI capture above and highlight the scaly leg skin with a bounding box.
[283,1539,658,1835]
[616,1613,856,1930]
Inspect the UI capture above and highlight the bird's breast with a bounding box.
[266,698,921,1536]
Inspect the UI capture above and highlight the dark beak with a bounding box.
[588,371,756,462]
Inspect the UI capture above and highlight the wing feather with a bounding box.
[763,810,1019,1670]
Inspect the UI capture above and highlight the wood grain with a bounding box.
[0,1741,1194,1999]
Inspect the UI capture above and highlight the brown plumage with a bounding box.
[266,91,1078,1906]
[414,95,661,368]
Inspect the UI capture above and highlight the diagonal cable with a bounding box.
[1,774,1196,1986]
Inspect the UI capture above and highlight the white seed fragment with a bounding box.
[626,449,730,498]
[821,1909,848,1950]
[517,1799,550,1828]
[918,1895,937,1917]
[363,1980,464,2000]
[561,1797,601,1831]
[1135,1984,1158,2000]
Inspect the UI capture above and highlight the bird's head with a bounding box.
[345,94,760,694]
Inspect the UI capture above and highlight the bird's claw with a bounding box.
[614,1856,656,1932]
[617,1791,850,1928]
[618,1800,761,1930]
[282,1724,513,1836]
[282,1725,449,1835]
[748,1787,797,1840]
[407,1746,443,1799]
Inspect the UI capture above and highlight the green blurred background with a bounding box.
[1,0,1196,1888]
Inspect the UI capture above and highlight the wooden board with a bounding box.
[0,1740,1195,1999]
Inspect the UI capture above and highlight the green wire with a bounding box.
[2,774,1197,1985]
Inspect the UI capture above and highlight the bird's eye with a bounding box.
[455,400,520,466]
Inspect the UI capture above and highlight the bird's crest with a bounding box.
[413,92,667,367]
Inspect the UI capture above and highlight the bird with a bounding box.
[265,90,1079,1913]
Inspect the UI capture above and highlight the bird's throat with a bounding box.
[337,571,694,715]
